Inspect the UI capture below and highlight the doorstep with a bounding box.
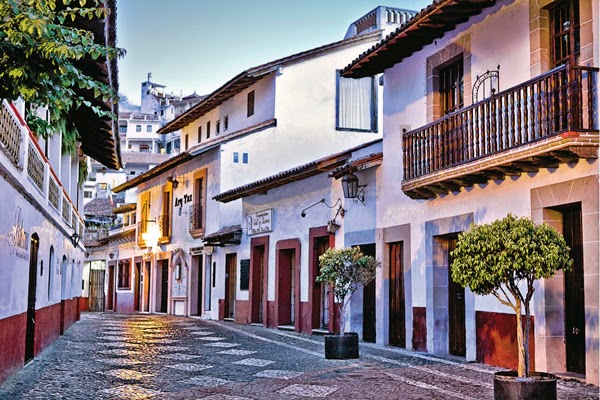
[552,371,587,383]
[277,325,295,332]
[311,329,329,336]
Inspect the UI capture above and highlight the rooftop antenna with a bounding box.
[147,72,152,82]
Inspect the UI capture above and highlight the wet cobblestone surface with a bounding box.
[0,313,598,399]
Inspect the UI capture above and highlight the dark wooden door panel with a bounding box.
[448,236,466,356]
[361,243,377,343]
[389,242,405,347]
[562,204,586,374]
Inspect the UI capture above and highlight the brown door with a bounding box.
[448,235,466,356]
[134,262,141,311]
[89,269,105,312]
[389,242,406,347]
[251,245,265,323]
[562,204,586,374]
[360,244,376,343]
[25,234,39,363]
[224,253,237,319]
[312,237,330,329]
[107,264,115,311]
[143,261,151,312]
[193,255,203,316]
[277,249,295,326]
[160,260,169,313]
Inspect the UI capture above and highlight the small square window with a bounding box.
[224,115,229,131]
[216,120,220,134]
[146,125,152,132]
[136,125,141,132]
[242,153,248,164]
[247,91,255,117]
[207,121,211,139]
[130,171,136,175]
[119,125,127,133]
[128,144,132,149]
[233,152,239,163]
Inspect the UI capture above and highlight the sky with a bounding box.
[117,0,432,105]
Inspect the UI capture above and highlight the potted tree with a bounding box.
[317,246,379,359]
[451,214,572,400]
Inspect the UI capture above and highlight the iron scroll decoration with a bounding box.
[473,65,500,102]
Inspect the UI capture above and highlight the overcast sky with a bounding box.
[117,1,432,105]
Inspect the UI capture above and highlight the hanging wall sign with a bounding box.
[247,209,272,235]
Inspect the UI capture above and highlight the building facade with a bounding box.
[343,0,598,385]
[105,7,415,324]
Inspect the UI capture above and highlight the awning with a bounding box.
[203,225,242,247]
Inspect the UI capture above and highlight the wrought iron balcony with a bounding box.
[402,63,599,199]
[137,220,147,246]
[158,213,171,242]
[188,203,204,238]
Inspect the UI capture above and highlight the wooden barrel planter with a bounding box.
[324,332,359,359]
[494,371,557,400]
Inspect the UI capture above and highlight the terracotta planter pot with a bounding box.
[494,371,557,400]
[324,332,359,359]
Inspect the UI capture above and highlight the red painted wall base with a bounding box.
[0,312,26,384]
[476,311,535,371]
[412,307,427,351]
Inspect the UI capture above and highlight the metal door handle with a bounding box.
[572,327,580,335]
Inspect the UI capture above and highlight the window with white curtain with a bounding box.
[336,72,376,131]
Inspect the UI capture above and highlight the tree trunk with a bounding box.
[515,299,526,377]
[524,301,531,377]
[338,302,345,335]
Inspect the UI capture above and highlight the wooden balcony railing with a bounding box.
[403,63,598,182]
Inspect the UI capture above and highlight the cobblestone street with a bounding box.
[0,313,597,400]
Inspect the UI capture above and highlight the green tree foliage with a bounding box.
[317,247,379,334]
[451,214,572,377]
[0,0,121,153]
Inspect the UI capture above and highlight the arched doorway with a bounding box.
[25,234,40,363]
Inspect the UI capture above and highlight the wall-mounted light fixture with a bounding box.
[167,176,179,189]
[109,252,114,259]
[69,230,81,247]
[342,172,366,204]
[85,252,90,258]
[101,166,107,175]
[300,198,325,218]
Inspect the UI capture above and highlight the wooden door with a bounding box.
[448,235,466,356]
[134,262,141,311]
[562,204,586,374]
[224,253,237,319]
[25,234,39,363]
[89,269,105,312]
[160,260,168,313]
[312,237,329,329]
[194,255,203,316]
[107,264,115,311]
[143,261,151,312]
[277,249,294,326]
[251,245,265,323]
[389,242,406,347]
[361,244,376,343]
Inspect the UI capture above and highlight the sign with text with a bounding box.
[247,209,272,235]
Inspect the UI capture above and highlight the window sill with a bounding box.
[189,228,205,239]
[335,127,378,133]
[158,236,171,245]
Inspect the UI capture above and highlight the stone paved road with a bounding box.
[0,313,598,399]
